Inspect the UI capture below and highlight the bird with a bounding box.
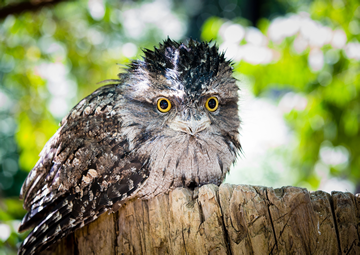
[17,38,241,255]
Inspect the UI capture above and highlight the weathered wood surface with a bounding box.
[43,184,360,255]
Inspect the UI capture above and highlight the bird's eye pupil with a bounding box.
[208,99,216,109]
[159,99,168,110]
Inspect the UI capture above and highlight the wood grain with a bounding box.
[41,184,360,255]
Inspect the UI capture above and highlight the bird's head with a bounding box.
[117,38,241,191]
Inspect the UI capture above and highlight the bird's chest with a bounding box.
[129,136,227,200]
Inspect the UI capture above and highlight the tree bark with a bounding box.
[42,184,360,254]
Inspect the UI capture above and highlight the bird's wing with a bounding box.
[18,84,150,255]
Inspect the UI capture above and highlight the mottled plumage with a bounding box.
[18,38,241,255]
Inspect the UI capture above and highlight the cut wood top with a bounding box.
[41,184,360,255]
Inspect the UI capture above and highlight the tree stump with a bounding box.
[41,184,360,254]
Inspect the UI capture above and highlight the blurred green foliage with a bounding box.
[0,0,359,253]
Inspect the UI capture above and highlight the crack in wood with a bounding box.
[329,192,342,254]
[113,211,119,255]
[265,188,278,255]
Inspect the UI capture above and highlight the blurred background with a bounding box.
[0,0,359,253]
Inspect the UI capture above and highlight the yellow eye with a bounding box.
[157,98,172,113]
[205,97,219,112]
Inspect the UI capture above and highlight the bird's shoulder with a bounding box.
[20,84,126,213]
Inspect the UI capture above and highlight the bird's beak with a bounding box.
[169,116,211,135]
